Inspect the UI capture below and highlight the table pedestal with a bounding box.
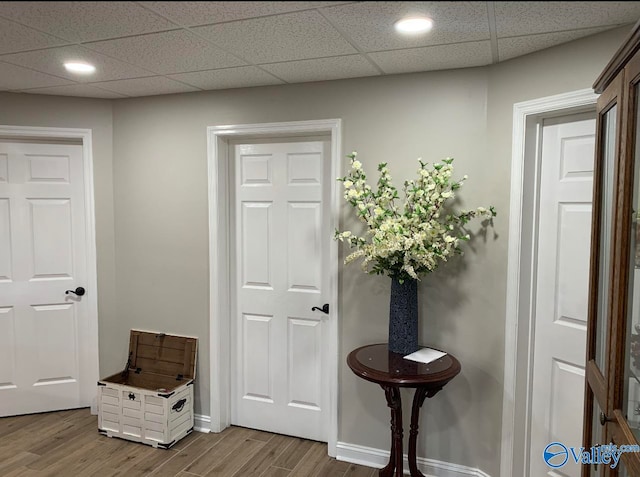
[345,344,460,477]
[379,385,443,477]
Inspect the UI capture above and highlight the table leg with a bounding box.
[379,385,402,477]
[408,387,442,477]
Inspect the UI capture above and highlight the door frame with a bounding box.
[207,119,342,456]
[0,124,100,410]
[499,90,598,476]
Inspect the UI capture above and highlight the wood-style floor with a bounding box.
[0,409,377,477]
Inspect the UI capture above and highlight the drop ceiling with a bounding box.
[0,1,638,99]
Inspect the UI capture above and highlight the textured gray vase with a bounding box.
[388,277,419,355]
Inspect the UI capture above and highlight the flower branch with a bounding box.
[335,152,496,282]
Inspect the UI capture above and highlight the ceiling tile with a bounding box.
[90,76,200,97]
[168,66,283,90]
[21,83,128,98]
[494,2,640,38]
[0,1,177,42]
[0,61,73,90]
[498,27,616,62]
[0,17,69,55]
[262,55,380,83]
[321,1,490,52]
[193,10,356,63]
[369,41,492,74]
[143,1,352,27]
[85,30,245,75]
[0,45,155,83]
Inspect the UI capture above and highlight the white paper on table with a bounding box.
[403,347,447,364]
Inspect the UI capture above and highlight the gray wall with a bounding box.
[0,25,631,476]
[0,93,117,378]
[487,27,631,474]
[110,66,495,458]
[109,27,629,475]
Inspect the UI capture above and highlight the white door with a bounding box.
[231,140,330,441]
[530,113,596,476]
[0,141,96,417]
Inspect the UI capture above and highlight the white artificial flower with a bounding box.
[335,152,494,279]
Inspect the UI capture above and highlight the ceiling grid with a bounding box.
[0,1,636,98]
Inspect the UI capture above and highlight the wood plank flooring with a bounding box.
[0,409,377,477]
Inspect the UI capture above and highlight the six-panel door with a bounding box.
[0,142,91,416]
[231,140,330,441]
[530,114,596,477]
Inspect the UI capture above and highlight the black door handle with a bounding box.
[65,287,86,296]
[312,304,329,314]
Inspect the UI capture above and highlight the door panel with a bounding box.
[531,115,595,477]
[287,202,322,292]
[0,306,16,389]
[0,142,92,416]
[30,198,74,278]
[232,141,329,441]
[0,199,11,281]
[242,313,273,402]
[241,202,272,288]
[288,317,322,410]
[32,303,77,385]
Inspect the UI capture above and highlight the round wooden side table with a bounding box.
[347,343,461,477]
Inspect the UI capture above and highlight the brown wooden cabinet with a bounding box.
[584,20,640,477]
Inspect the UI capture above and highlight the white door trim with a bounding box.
[500,90,598,477]
[207,119,342,456]
[0,124,100,409]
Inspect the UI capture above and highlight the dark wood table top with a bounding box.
[347,343,461,387]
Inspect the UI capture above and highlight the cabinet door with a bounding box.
[583,73,624,477]
[608,51,640,476]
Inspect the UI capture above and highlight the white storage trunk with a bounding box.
[97,330,198,449]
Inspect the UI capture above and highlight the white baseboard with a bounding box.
[194,414,211,433]
[336,441,491,477]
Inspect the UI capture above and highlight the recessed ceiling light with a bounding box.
[64,62,96,74]
[394,17,433,34]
